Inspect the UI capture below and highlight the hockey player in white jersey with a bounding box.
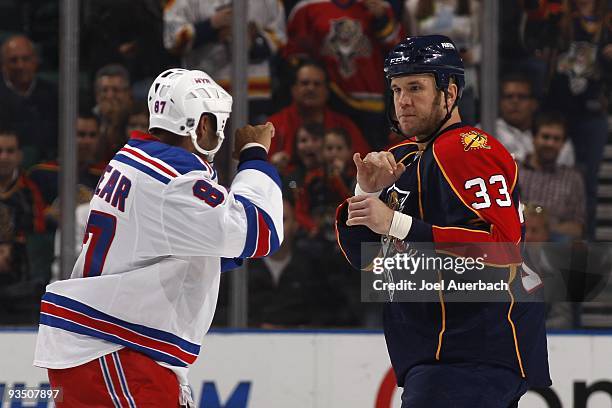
[34,68,283,407]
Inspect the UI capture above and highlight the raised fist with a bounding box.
[233,122,275,159]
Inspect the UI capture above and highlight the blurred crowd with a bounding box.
[0,0,610,329]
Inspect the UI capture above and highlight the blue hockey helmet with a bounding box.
[384,35,465,96]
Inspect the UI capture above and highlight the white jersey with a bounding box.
[34,132,283,385]
[163,0,286,100]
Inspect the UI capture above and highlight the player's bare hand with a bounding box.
[354,151,405,192]
[233,122,275,159]
[346,195,394,235]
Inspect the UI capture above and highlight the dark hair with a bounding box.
[78,105,100,124]
[94,63,131,88]
[325,127,352,149]
[290,122,325,167]
[300,122,325,139]
[532,111,567,137]
[500,72,534,97]
[292,58,329,86]
[0,126,19,147]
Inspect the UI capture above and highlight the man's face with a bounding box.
[77,118,100,164]
[0,135,21,178]
[291,66,328,110]
[1,37,37,90]
[391,74,446,139]
[500,82,536,129]
[533,124,565,166]
[96,76,132,112]
[295,127,322,170]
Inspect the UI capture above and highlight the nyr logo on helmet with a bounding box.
[441,42,455,49]
[194,78,210,84]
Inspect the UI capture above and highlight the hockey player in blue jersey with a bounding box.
[336,36,551,407]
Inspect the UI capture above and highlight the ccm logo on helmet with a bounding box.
[390,56,410,64]
[194,78,211,84]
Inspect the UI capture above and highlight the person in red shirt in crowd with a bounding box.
[283,0,404,149]
[268,59,370,166]
[296,127,355,239]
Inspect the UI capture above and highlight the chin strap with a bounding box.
[190,130,224,162]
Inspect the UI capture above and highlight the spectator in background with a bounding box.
[410,0,481,124]
[0,130,46,323]
[0,206,18,285]
[82,0,176,99]
[29,111,106,224]
[268,60,370,162]
[281,122,325,199]
[93,64,134,162]
[0,128,46,241]
[545,0,612,239]
[284,0,404,149]
[296,128,355,239]
[523,204,574,329]
[268,60,371,168]
[249,199,327,327]
[492,73,574,166]
[0,34,58,166]
[164,0,286,124]
[519,111,585,242]
[125,100,150,140]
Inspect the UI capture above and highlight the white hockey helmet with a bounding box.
[147,68,233,158]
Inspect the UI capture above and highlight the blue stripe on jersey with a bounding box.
[237,160,282,189]
[114,153,171,184]
[235,195,258,257]
[40,314,187,367]
[42,293,200,355]
[234,194,280,258]
[127,139,206,175]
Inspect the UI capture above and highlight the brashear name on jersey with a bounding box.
[35,131,283,372]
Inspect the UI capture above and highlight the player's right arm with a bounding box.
[160,125,283,260]
[335,150,405,270]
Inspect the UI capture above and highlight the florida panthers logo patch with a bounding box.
[461,130,491,151]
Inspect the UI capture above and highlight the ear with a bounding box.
[446,83,458,106]
[196,114,212,137]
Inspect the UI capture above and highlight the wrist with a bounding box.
[355,183,382,197]
[389,211,412,239]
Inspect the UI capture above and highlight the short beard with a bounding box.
[413,91,447,142]
[398,91,448,142]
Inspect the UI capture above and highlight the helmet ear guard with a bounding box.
[148,68,233,160]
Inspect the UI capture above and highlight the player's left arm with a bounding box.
[396,139,522,247]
